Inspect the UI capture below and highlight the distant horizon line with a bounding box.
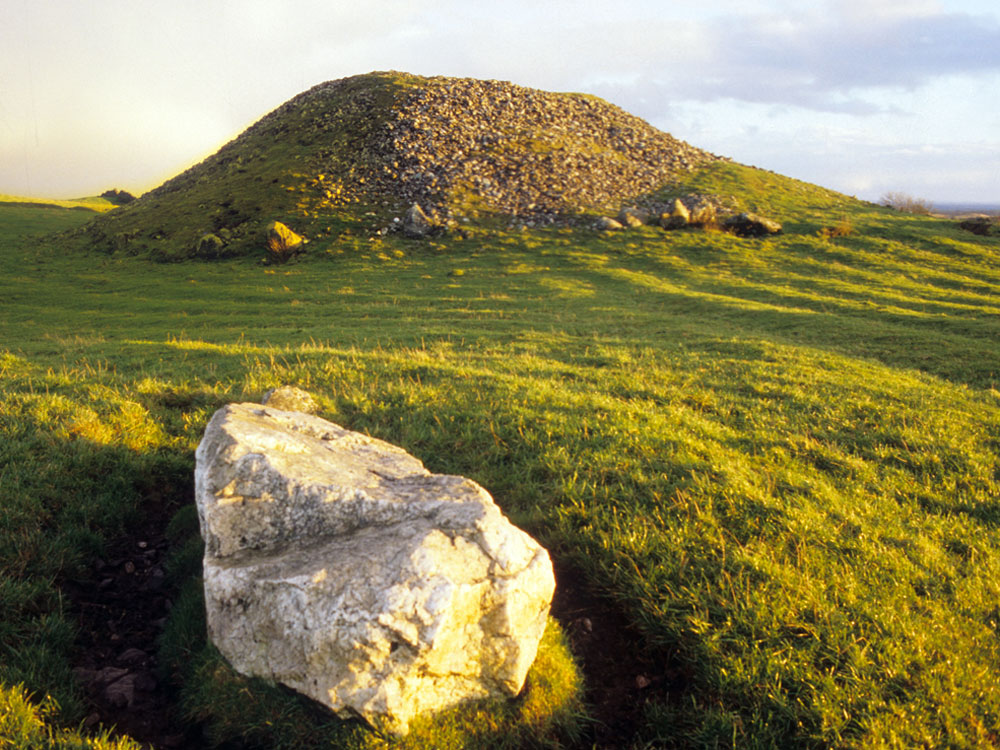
[3,187,999,211]
[931,200,1000,211]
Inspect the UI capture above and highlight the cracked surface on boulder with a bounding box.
[196,403,554,733]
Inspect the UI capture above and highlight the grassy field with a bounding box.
[2,163,1000,748]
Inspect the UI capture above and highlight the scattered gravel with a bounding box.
[359,75,726,220]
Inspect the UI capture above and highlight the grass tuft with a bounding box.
[818,215,853,238]
[0,683,143,749]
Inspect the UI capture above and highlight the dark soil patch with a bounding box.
[64,492,205,749]
[550,562,693,748]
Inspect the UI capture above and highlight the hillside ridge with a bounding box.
[75,71,727,258]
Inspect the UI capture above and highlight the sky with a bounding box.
[2,0,999,204]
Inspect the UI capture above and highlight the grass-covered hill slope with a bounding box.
[3,160,1000,750]
[68,71,724,261]
[0,193,119,212]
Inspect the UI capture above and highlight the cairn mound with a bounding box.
[362,75,724,220]
[76,71,726,259]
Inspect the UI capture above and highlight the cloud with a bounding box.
[683,111,1000,201]
[1,0,998,200]
[347,1,1000,121]
[601,2,1000,112]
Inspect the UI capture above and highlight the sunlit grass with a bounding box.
[0,683,142,749]
[2,163,1000,748]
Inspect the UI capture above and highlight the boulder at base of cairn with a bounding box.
[402,202,435,238]
[195,403,555,734]
[265,221,305,260]
[722,212,782,237]
[595,216,624,231]
[958,216,998,236]
[688,201,718,226]
[617,207,646,228]
[194,233,225,259]
[660,198,691,229]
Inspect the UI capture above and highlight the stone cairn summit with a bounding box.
[356,75,726,222]
[195,397,555,734]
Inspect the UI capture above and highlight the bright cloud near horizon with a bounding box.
[2,0,998,203]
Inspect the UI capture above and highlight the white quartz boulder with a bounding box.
[195,403,555,733]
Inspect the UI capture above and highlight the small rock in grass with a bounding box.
[94,666,129,685]
[958,217,998,236]
[617,207,646,227]
[722,212,782,237]
[265,221,305,261]
[194,233,225,259]
[660,198,690,229]
[402,202,435,238]
[104,674,137,708]
[262,385,319,414]
[117,647,148,665]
